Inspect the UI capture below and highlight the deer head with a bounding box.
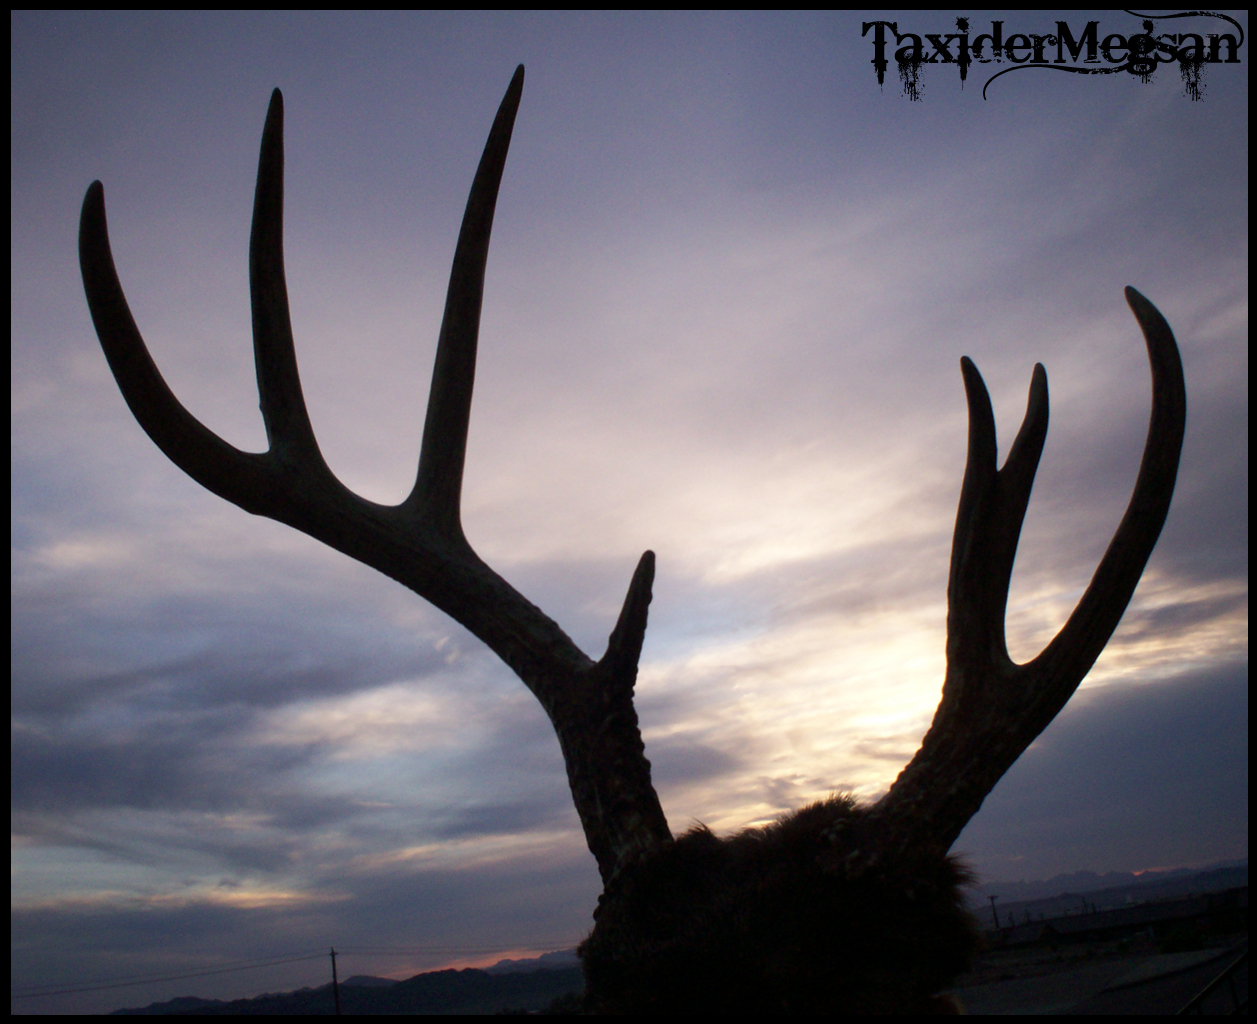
[79,67,1185,1012]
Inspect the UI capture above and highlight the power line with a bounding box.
[11,951,326,1001]
[11,939,583,1002]
[334,941,581,955]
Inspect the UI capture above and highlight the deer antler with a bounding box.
[80,67,1187,905]
[78,66,671,884]
[868,287,1186,855]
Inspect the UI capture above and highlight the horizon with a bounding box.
[29,856,1253,1014]
[12,10,1247,1015]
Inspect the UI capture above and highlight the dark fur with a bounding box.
[579,797,976,1013]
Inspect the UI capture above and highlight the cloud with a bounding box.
[12,846,599,1013]
[957,663,1249,881]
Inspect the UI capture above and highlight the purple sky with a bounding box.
[11,11,1248,1014]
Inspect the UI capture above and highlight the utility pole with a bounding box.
[988,894,1000,930]
[330,947,341,1016]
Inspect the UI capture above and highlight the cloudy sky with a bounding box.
[11,10,1247,1014]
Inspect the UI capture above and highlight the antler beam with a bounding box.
[79,67,671,885]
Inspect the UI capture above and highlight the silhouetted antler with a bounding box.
[79,67,671,884]
[869,287,1186,854]
[80,66,1187,908]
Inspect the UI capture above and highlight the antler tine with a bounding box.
[1034,288,1186,687]
[407,65,525,540]
[79,184,274,512]
[250,88,326,470]
[601,550,657,684]
[947,358,1049,676]
[870,289,1185,855]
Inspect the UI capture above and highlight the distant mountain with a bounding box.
[486,949,581,974]
[338,974,397,988]
[967,860,1248,930]
[969,859,1247,907]
[110,965,584,1015]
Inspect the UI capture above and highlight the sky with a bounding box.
[11,10,1248,1014]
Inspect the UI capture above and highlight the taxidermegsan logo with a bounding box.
[863,10,1244,100]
